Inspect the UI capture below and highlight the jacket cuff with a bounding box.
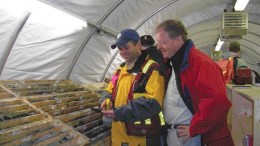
[98,90,111,107]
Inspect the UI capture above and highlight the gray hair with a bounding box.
[156,19,188,41]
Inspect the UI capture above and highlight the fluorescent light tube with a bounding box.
[234,0,249,11]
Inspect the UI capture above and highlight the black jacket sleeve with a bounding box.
[98,90,112,107]
[113,96,161,123]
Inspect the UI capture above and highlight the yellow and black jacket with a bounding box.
[99,52,166,146]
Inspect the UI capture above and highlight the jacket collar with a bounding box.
[119,52,148,74]
[170,39,194,72]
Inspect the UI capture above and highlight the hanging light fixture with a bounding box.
[214,0,249,51]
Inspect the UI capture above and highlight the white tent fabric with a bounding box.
[0,0,259,84]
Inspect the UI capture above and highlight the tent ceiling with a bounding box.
[0,0,259,83]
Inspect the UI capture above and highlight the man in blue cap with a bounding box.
[99,28,167,146]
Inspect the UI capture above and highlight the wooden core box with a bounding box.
[0,80,110,146]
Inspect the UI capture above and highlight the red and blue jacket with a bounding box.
[169,40,234,146]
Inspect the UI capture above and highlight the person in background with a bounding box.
[222,41,248,68]
[155,19,234,146]
[141,35,170,86]
[99,28,167,146]
[223,41,249,78]
[216,41,249,84]
[141,35,165,72]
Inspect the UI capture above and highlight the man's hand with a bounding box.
[176,124,191,142]
[102,109,115,119]
[100,99,113,110]
[100,99,114,119]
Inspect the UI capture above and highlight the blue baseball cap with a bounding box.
[111,28,140,49]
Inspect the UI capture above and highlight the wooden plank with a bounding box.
[66,113,102,127]
[75,119,103,133]
[0,114,46,129]
[56,91,96,99]
[0,84,18,98]
[82,82,107,92]
[10,85,40,93]
[10,84,85,95]
[20,99,54,120]
[49,96,84,105]
[0,120,53,143]
[39,97,85,113]
[56,137,81,146]
[26,91,94,103]
[55,84,84,90]
[38,95,92,110]
[24,80,55,84]
[33,100,57,107]
[90,131,111,146]
[20,90,54,96]
[31,126,62,140]
[40,97,97,112]
[0,99,22,106]
[0,121,54,144]
[11,86,52,92]
[49,102,98,116]
[32,132,68,146]
[0,93,15,99]
[83,124,108,138]
[0,119,89,146]
[0,80,55,85]
[1,109,36,120]
[90,134,111,146]
[26,95,55,102]
[1,79,93,95]
[0,89,6,93]
[0,104,28,114]
[56,108,95,123]
[0,80,85,95]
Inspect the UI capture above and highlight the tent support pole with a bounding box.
[64,0,124,80]
[0,11,31,77]
[99,0,179,82]
[99,50,119,82]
